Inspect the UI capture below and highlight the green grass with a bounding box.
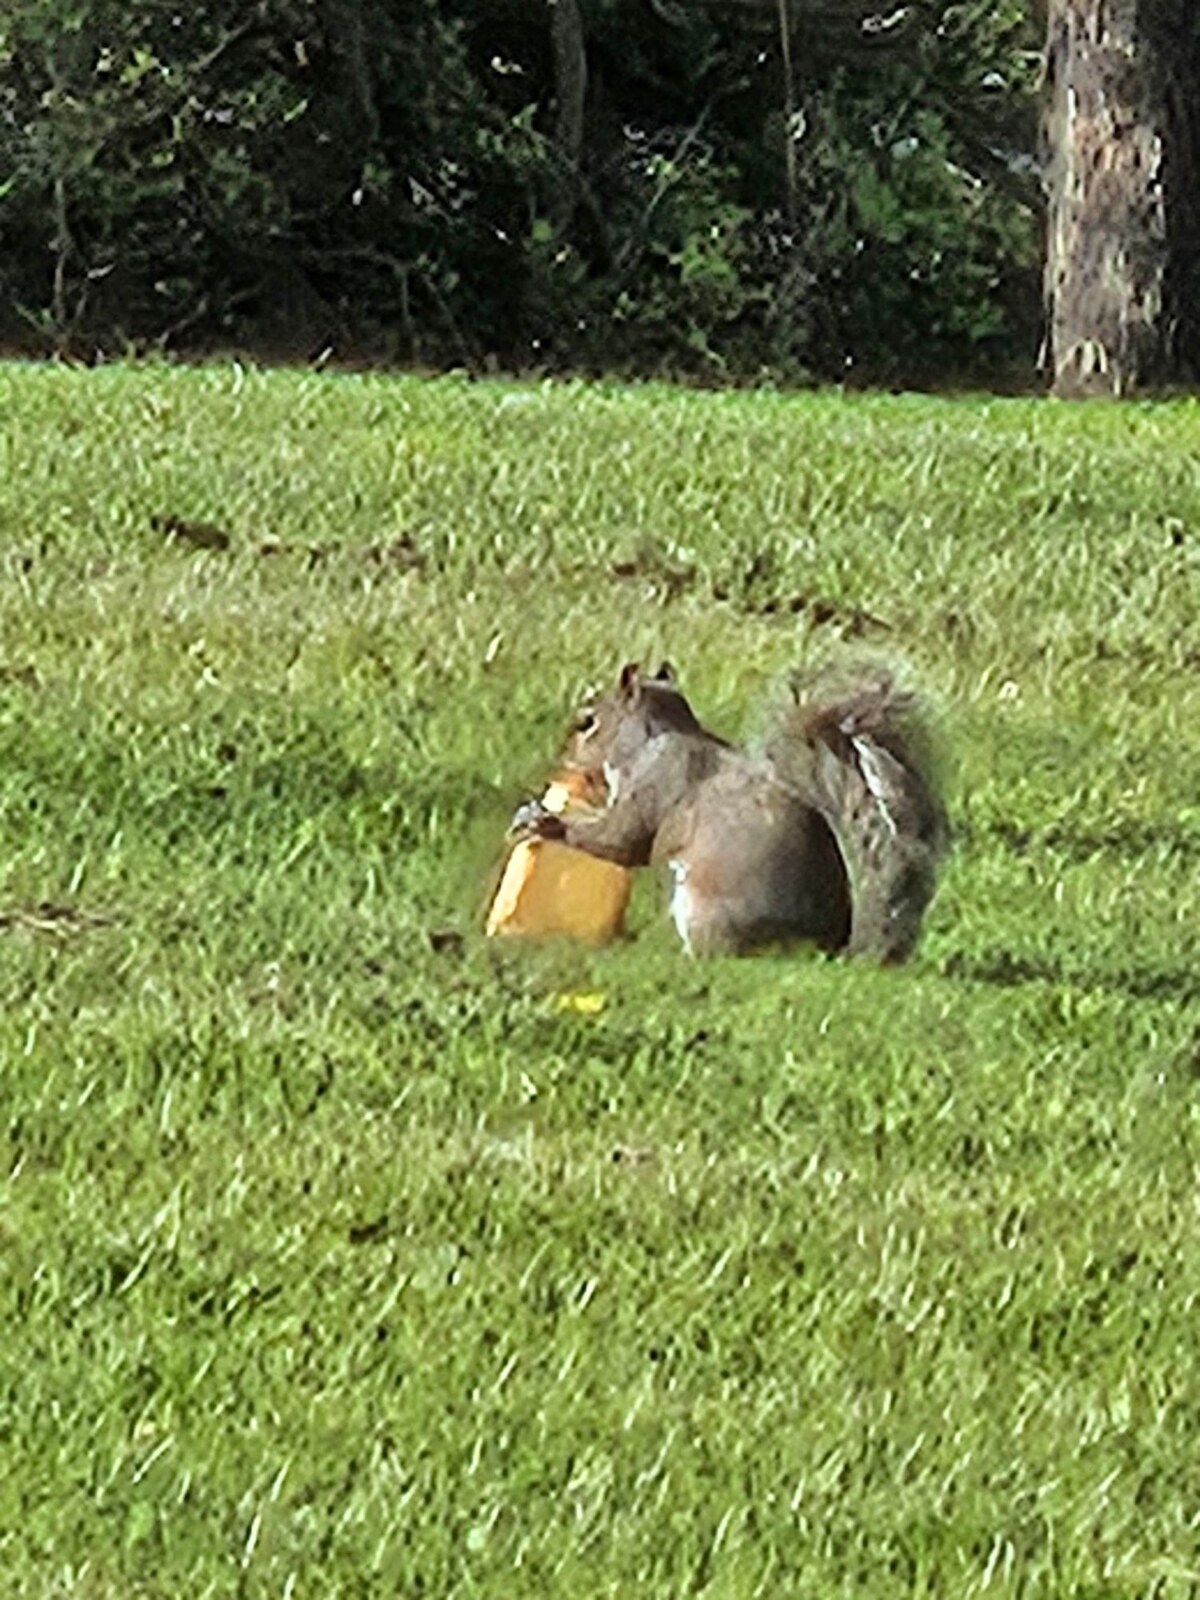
[0,359,1198,1598]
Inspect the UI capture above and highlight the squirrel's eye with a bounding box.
[574,711,598,737]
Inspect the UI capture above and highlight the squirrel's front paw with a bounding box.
[508,800,567,842]
[508,800,543,839]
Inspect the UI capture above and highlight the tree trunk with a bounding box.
[549,0,587,232]
[1042,0,1200,397]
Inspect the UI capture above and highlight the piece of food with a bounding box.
[485,772,631,943]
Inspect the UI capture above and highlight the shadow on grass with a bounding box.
[963,816,1200,865]
[942,947,1200,1007]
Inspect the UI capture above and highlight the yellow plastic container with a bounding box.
[485,775,631,945]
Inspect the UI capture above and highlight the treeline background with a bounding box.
[0,0,1042,383]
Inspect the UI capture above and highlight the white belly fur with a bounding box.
[668,859,693,953]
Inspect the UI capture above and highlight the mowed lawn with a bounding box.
[0,360,1198,1598]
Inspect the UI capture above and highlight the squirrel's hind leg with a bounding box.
[664,858,750,957]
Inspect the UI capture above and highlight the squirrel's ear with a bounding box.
[654,661,675,684]
[619,662,641,700]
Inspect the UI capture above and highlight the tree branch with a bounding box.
[778,0,798,225]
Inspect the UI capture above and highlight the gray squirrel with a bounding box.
[511,661,948,960]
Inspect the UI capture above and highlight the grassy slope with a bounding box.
[0,361,1197,1598]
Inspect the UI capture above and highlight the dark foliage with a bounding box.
[0,0,1040,380]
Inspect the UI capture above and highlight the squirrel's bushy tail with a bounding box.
[766,664,948,963]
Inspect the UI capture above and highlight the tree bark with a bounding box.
[1042,0,1200,397]
[550,0,587,232]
